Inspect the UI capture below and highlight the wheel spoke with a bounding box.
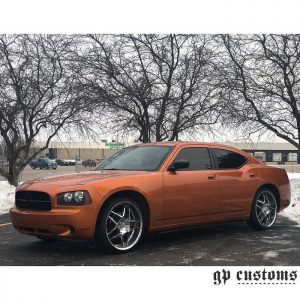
[122,206,126,217]
[257,210,264,218]
[266,213,271,225]
[107,225,118,235]
[110,232,121,240]
[120,234,126,247]
[256,202,264,208]
[128,207,132,221]
[259,213,266,223]
[110,210,122,219]
[108,215,118,225]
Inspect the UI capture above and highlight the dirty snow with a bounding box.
[279,173,300,224]
[0,172,299,222]
[263,251,279,260]
[0,181,16,214]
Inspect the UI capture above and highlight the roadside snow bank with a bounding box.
[279,173,300,224]
[0,181,16,214]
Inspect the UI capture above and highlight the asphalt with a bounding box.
[0,213,299,266]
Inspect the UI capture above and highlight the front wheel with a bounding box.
[247,188,278,230]
[95,198,146,253]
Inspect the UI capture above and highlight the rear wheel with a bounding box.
[247,188,278,230]
[95,197,146,253]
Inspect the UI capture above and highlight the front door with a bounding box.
[163,146,219,219]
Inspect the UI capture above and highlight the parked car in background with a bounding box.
[29,158,57,170]
[55,159,76,166]
[82,159,94,167]
[64,159,76,166]
[82,158,103,167]
[11,142,290,253]
[56,159,66,166]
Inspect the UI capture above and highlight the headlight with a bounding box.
[57,191,92,206]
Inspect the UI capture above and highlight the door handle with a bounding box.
[208,174,216,180]
[249,173,256,178]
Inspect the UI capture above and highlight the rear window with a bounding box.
[212,148,247,169]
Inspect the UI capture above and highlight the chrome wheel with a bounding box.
[105,201,143,251]
[255,190,277,228]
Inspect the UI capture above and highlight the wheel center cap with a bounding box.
[118,219,131,234]
[262,206,270,214]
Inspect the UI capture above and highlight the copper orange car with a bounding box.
[10,142,290,253]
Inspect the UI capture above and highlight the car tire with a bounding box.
[95,197,147,253]
[247,188,278,230]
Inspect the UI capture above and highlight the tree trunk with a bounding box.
[7,163,19,187]
[7,173,19,187]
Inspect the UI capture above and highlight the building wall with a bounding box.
[55,148,118,160]
[29,147,119,160]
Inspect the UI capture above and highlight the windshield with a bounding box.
[94,146,174,171]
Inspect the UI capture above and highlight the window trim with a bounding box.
[210,147,248,170]
[169,146,214,171]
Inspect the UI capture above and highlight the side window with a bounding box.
[213,148,247,169]
[174,147,212,170]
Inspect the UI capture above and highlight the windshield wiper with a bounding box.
[103,168,122,170]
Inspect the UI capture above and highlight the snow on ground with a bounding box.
[279,173,300,224]
[0,173,299,223]
[0,181,16,215]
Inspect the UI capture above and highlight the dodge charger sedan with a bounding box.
[10,142,290,253]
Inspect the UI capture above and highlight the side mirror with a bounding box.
[168,159,190,172]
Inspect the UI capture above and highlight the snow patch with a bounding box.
[279,173,300,224]
[0,181,16,214]
[212,257,235,262]
[263,251,279,260]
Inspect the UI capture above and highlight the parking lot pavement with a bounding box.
[0,213,299,266]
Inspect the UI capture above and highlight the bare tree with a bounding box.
[0,35,90,186]
[80,34,222,142]
[221,34,300,159]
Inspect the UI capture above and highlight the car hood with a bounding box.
[18,170,148,188]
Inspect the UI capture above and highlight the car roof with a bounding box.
[133,141,257,162]
[135,141,239,150]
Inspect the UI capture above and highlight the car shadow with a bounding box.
[13,222,244,252]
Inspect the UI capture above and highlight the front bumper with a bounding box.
[10,207,96,239]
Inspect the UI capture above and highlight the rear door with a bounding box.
[211,148,260,214]
[163,146,219,219]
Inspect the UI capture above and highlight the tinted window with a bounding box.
[174,147,212,170]
[213,148,247,169]
[94,146,173,171]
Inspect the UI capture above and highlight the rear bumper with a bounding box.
[10,207,96,239]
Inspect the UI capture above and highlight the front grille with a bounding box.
[15,191,52,211]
